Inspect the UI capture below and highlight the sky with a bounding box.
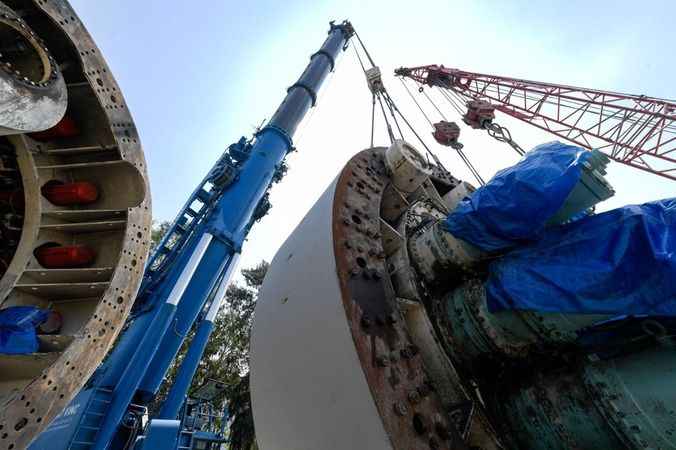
[70,0,675,275]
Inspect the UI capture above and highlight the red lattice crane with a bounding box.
[395,65,676,181]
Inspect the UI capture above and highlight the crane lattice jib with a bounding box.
[396,65,676,181]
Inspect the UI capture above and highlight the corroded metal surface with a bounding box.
[0,1,151,449]
[332,148,468,450]
[0,2,66,135]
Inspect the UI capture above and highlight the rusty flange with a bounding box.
[0,2,151,449]
[332,148,467,450]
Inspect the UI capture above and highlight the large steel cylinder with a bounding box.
[251,140,675,450]
[251,145,503,450]
[499,344,676,450]
[0,2,151,448]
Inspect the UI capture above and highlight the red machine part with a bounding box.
[397,65,676,180]
[38,311,63,334]
[28,116,79,142]
[34,244,96,268]
[433,121,462,147]
[462,100,495,129]
[41,180,99,206]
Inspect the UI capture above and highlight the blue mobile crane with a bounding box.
[29,20,354,450]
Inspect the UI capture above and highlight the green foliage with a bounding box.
[150,220,171,251]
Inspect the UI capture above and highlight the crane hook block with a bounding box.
[432,121,462,148]
[463,100,495,129]
[365,67,384,93]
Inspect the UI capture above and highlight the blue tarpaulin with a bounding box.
[0,306,49,354]
[486,198,676,316]
[444,141,591,252]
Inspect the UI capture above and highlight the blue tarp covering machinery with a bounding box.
[488,198,676,316]
[443,141,676,317]
[444,141,615,251]
[2,1,674,448]
[0,307,48,355]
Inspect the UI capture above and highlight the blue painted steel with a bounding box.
[29,388,98,450]
[157,315,216,419]
[30,21,353,450]
[133,420,179,450]
[92,235,226,449]
[137,20,354,399]
[137,240,231,398]
[91,302,178,450]
[158,253,240,419]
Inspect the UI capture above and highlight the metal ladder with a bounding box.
[66,388,113,449]
[176,429,194,450]
[139,164,222,294]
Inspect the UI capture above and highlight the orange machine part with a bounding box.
[41,181,99,206]
[28,116,80,141]
[35,244,96,268]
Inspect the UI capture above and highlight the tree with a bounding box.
[150,220,171,251]
[149,221,262,449]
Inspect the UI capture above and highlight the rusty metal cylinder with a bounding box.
[442,279,610,366]
[499,344,676,450]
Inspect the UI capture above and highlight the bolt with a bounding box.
[408,390,420,404]
[394,402,408,416]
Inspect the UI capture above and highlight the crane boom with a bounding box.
[30,19,354,450]
[396,65,676,180]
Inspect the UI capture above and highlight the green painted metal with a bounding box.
[443,279,609,366]
[442,279,676,449]
[548,149,615,224]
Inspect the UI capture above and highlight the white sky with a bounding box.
[70,0,675,276]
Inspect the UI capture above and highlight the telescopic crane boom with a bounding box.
[30,19,354,450]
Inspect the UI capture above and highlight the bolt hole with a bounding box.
[413,414,427,435]
[14,418,27,431]
[356,257,367,268]
[351,214,362,225]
